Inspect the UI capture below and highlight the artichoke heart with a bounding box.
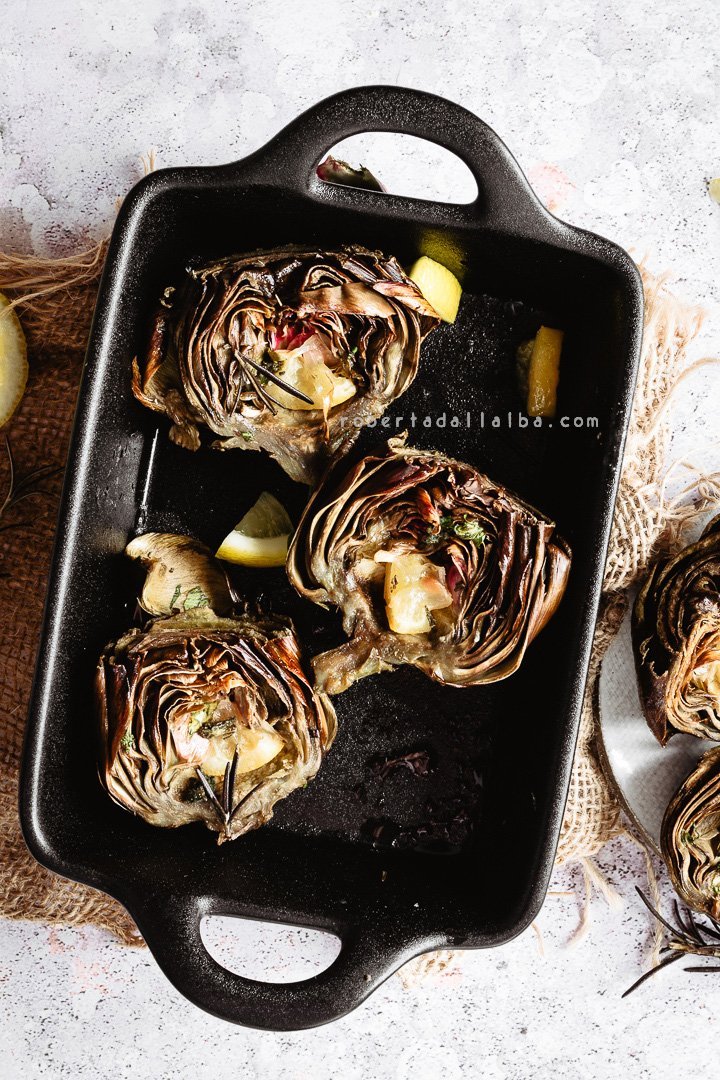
[287,435,571,694]
[132,246,440,484]
[96,533,336,842]
[662,746,720,919]
[632,514,720,745]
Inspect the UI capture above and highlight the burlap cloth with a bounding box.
[0,237,713,960]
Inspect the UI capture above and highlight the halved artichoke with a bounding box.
[96,534,336,842]
[132,246,439,484]
[662,746,720,919]
[316,156,384,192]
[633,514,720,745]
[287,436,571,694]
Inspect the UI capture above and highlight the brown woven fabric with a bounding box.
[555,265,707,865]
[0,242,141,945]
[0,241,707,953]
[0,245,106,770]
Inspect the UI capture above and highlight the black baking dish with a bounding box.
[21,86,643,1030]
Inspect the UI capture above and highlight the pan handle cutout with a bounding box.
[240,85,556,235]
[200,915,341,983]
[134,891,423,1030]
[316,131,479,205]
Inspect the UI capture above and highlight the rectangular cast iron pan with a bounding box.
[20,86,643,1030]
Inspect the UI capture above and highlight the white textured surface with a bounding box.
[3,1,720,1075]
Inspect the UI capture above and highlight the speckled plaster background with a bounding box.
[2,1,720,1077]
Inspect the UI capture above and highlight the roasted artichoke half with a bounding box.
[96,534,336,842]
[132,246,439,484]
[662,746,720,919]
[287,436,572,694]
[633,514,720,745]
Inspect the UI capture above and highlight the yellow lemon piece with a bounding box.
[709,178,720,205]
[527,326,564,419]
[408,256,462,323]
[201,727,285,777]
[383,552,453,635]
[269,340,356,412]
[234,728,285,774]
[216,491,292,567]
[0,293,28,428]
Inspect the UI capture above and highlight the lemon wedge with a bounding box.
[199,727,285,777]
[269,338,357,412]
[408,256,462,323]
[216,492,293,567]
[382,552,453,635]
[0,293,28,428]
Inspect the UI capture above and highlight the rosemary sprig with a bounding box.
[239,360,280,416]
[0,436,62,535]
[228,345,314,415]
[196,750,259,836]
[623,887,720,997]
[241,353,314,405]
